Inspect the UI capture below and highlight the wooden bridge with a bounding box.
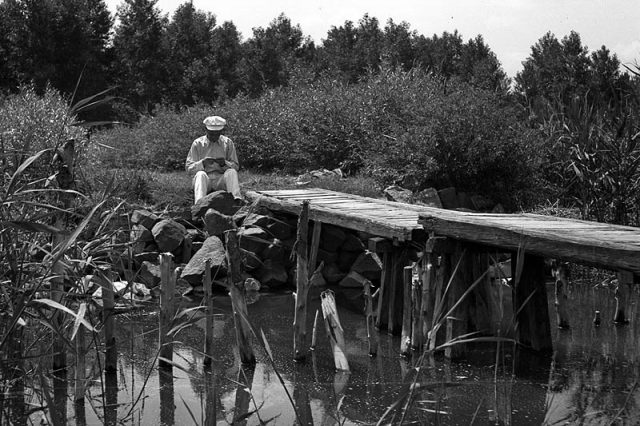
[246,188,640,356]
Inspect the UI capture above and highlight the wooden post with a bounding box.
[363,280,377,357]
[311,309,319,350]
[513,254,552,352]
[159,253,176,368]
[225,230,256,365]
[232,366,255,425]
[321,290,349,371]
[554,278,570,329]
[409,268,421,352]
[309,221,322,275]
[370,237,392,330]
[181,234,193,264]
[159,367,175,426]
[421,252,436,350]
[101,272,117,373]
[445,242,472,359]
[400,266,413,356]
[614,271,633,324]
[388,250,405,335]
[203,260,215,366]
[429,253,449,351]
[75,322,86,424]
[294,201,311,361]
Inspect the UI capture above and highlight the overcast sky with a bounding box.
[105,0,640,78]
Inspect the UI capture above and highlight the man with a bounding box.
[185,115,242,202]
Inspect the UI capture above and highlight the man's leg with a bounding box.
[213,169,242,200]
[193,171,209,202]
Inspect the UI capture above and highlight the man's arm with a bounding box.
[185,141,205,175]
[223,138,240,171]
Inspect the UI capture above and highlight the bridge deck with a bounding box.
[245,188,640,275]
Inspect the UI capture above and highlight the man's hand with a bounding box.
[202,157,226,170]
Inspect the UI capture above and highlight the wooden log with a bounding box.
[363,280,377,357]
[102,272,117,373]
[181,234,193,264]
[387,251,405,335]
[321,290,349,371]
[75,323,86,403]
[159,253,176,369]
[203,260,214,367]
[420,253,435,350]
[411,266,422,350]
[554,278,570,329]
[232,366,255,425]
[225,230,256,365]
[513,253,552,352]
[400,266,413,356]
[429,253,449,351]
[293,201,311,361]
[311,309,319,350]
[204,370,218,426]
[614,271,633,324]
[375,251,392,330]
[293,369,313,426]
[309,220,322,275]
[158,368,174,425]
[445,242,471,359]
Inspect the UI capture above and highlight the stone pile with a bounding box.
[122,190,385,297]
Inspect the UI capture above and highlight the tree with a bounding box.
[163,1,217,105]
[382,19,415,71]
[211,21,243,99]
[0,0,112,97]
[112,0,167,113]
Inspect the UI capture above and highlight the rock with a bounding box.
[414,188,443,208]
[181,236,227,286]
[241,213,271,229]
[133,251,159,266]
[131,209,160,230]
[437,187,459,209]
[244,277,261,292]
[261,239,286,263]
[470,194,495,211]
[339,271,369,288]
[317,248,338,265]
[384,185,413,204]
[138,261,162,288]
[204,208,236,237]
[322,262,347,283]
[130,223,154,254]
[492,203,505,213]
[341,233,365,252]
[320,225,346,252]
[187,228,206,243]
[337,249,362,272]
[257,259,288,288]
[242,249,262,271]
[191,190,240,219]
[457,192,475,210]
[151,219,186,252]
[351,251,383,281]
[266,218,294,240]
[238,227,271,254]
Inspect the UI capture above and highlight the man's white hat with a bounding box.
[203,116,226,131]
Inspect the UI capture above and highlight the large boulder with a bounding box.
[322,262,347,284]
[415,188,443,208]
[191,191,240,219]
[257,259,288,288]
[320,225,346,252]
[181,236,227,285]
[130,224,154,254]
[261,239,286,263]
[339,271,369,288]
[241,213,271,229]
[266,217,294,240]
[437,187,459,209]
[337,249,362,272]
[351,251,383,281]
[238,227,271,254]
[204,208,236,237]
[341,233,365,252]
[138,261,161,288]
[131,209,160,230]
[384,185,413,204]
[152,219,186,252]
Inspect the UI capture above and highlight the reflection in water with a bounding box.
[3,282,640,424]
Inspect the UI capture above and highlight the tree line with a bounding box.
[2,0,635,122]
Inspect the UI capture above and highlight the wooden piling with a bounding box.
[203,260,214,367]
[513,253,552,352]
[309,220,322,275]
[554,279,570,329]
[387,251,405,335]
[102,272,117,373]
[400,266,413,356]
[293,201,311,361]
[614,271,633,324]
[159,253,176,368]
[445,243,472,359]
[225,230,256,365]
[75,324,86,402]
[311,309,319,350]
[370,237,392,330]
[420,253,435,350]
[363,280,377,357]
[411,266,422,351]
[321,290,349,371]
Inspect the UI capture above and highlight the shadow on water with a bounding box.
[2,280,640,425]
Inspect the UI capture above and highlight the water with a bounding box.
[4,280,640,425]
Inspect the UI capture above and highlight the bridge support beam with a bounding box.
[513,253,552,353]
[614,271,633,324]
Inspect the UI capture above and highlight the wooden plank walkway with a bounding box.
[245,188,640,276]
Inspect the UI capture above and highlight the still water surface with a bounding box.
[20,280,640,425]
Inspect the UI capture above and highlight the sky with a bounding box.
[104,0,640,78]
